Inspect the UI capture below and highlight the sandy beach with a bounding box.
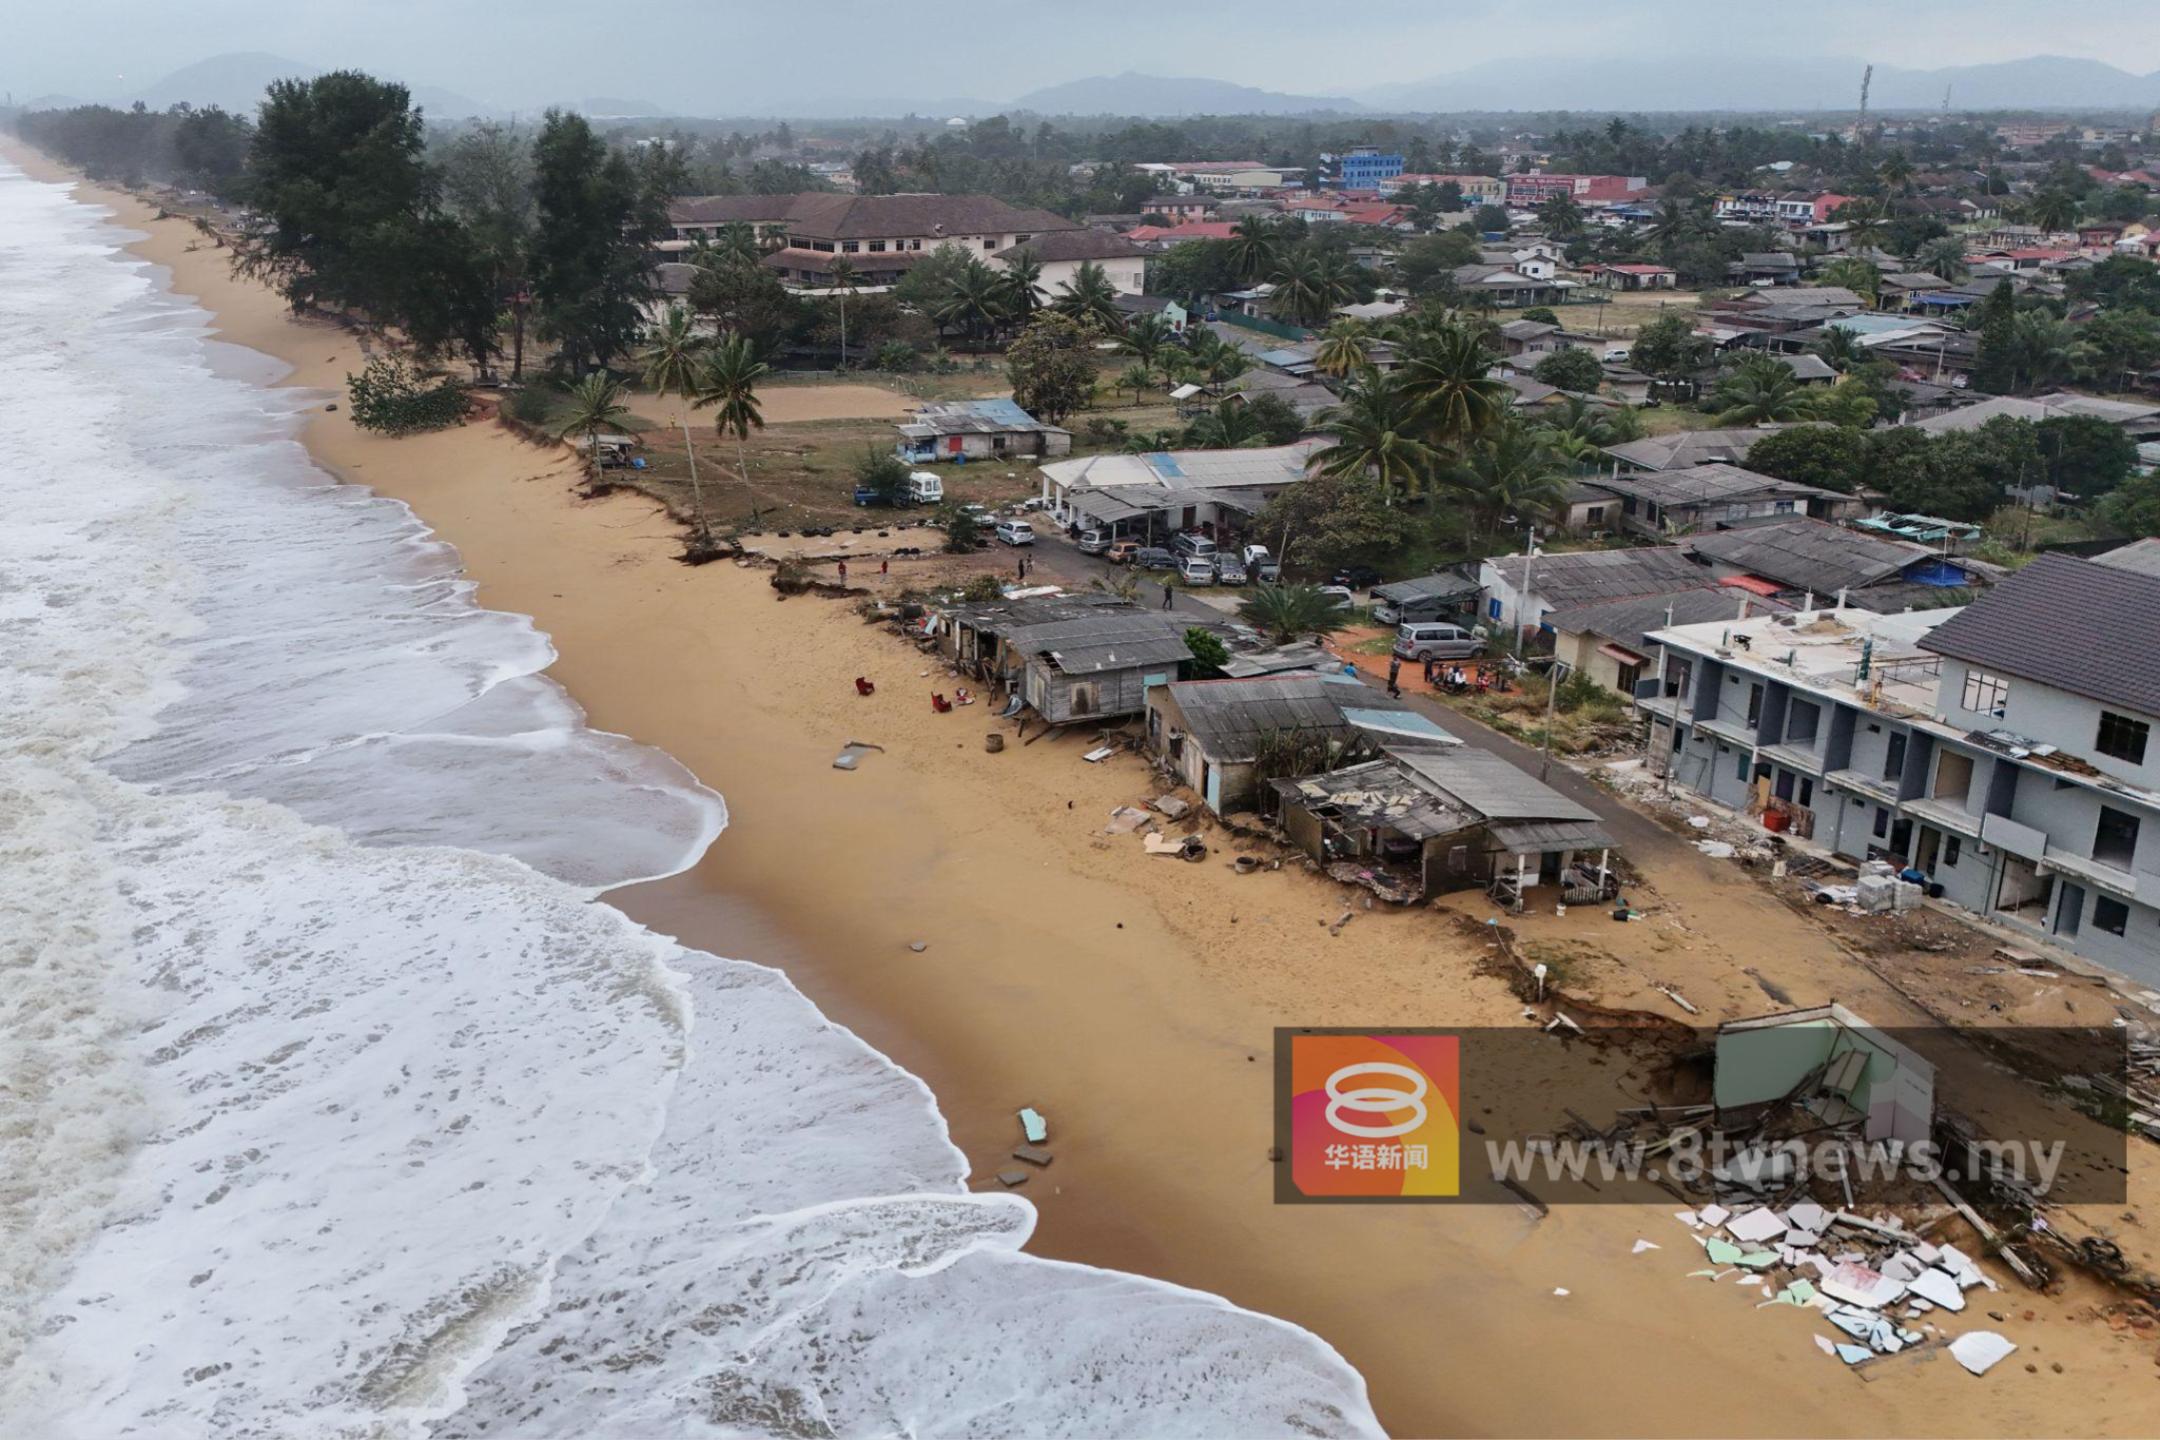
[19,141,2157,1435]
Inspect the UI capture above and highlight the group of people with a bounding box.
[1384,655,1507,700]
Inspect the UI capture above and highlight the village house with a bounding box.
[1271,744,1620,908]
[1547,586,1791,699]
[1145,674,1457,816]
[665,193,1081,291]
[1370,571,1484,626]
[1907,391,2160,442]
[1038,441,1326,541]
[994,229,1148,299]
[1728,252,1804,286]
[1504,173,1648,207]
[1009,611,1197,725]
[1478,546,1710,637]
[1603,427,1797,474]
[895,398,1071,465]
[1683,517,1979,613]
[935,592,1141,678]
[1451,263,1575,309]
[1583,463,1867,538]
[1583,262,1679,292]
[1641,555,2160,982]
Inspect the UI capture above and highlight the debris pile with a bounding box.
[1671,1200,2018,1374]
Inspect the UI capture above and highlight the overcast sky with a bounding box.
[9,0,2160,111]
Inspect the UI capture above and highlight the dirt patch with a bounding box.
[757,383,923,423]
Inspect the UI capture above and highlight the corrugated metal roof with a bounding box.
[1545,586,1790,652]
[1005,613,1193,674]
[1917,553,2160,719]
[1589,462,1835,510]
[1603,427,1798,472]
[1687,518,1929,595]
[1486,547,1708,609]
[1391,748,1602,823]
[1372,571,1481,604]
[2094,538,2160,578]
[1486,818,1617,852]
[1169,676,1416,760]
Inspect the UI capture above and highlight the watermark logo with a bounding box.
[1282,1032,1459,1200]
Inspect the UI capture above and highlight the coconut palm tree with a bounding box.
[1818,257,1883,306]
[1711,356,1814,426]
[1645,197,1706,250]
[1311,318,1373,381]
[1812,323,1866,372]
[1917,236,1969,282]
[1834,198,1889,252]
[695,332,769,506]
[1120,312,1173,368]
[1877,150,1916,195]
[1310,373,1439,499]
[2005,309,2079,391]
[1239,583,1351,643]
[1184,327,1251,397]
[1444,422,1567,549]
[1052,260,1124,332]
[933,258,1008,348]
[1537,192,1587,238]
[1536,393,1622,465]
[1185,403,1269,449]
[2021,190,2080,234]
[1394,322,1510,450]
[553,372,633,489]
[999,247,1045,327]
[827,256,859,367]
[638,305,714,539]
[1267,248,1333,328]
[1117,363,1156,407]
[1226,215,1279,283]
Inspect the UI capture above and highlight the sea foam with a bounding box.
[0,159,1380,1438]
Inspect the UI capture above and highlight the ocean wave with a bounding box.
[0,158,1380,1438]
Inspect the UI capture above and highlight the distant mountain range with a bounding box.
[38,52,2160,124]
[116,52,492,119]
[1357,55,2160,114]
[1011,71,1361,116]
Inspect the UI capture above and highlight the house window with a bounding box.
[841,240,860,253]
[1586,506,1606,524]
[1016,234,1031,245]
[2094,807,2140,868]
[982,238,996,250]
[1884,732,1907,780]
[2097,711,2150,765]
[2093,895,2130,936]
[908,239,922,250]
[1746,683,1764,726]
[868,240,887,252]
[1787,699,1820,744]
[1873,808,1890,838]
[1961,669,2010,718]
[1736,750,1750,781]
[1774,500,1795,514]
[1945,836,1961,867]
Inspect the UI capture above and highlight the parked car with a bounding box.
[1177,554,1216,585]
[1316,585,1357,609]
[851,486,888,507]
[1241,544,1280,584]
[1076,528,1112,555]
[1172,532,1218,561]
[994,520,1036,546]
[1105,540,1142,565]
[1330,564,1383,590]
[1134,546,1177,571]
[907,471,944,504]
[1392,622,1485,662]
[1213,552,1249,585]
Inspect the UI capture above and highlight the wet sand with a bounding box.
[18,142,2155,1436]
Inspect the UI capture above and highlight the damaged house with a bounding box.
[1271,745,1619,907]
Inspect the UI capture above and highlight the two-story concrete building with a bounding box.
[666,193,1080,290]
[1640,555,2160,983]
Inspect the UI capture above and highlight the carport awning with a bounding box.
[1486,819,1617,853]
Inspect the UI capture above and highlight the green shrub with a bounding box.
[504,384,556,427]
[347,357,468,435]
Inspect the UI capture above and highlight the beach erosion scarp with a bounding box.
[0,144,1382,1438]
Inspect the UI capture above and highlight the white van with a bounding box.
[994,519,1036,546]
[1177,554,1216,585]
[1171,532,1217,561]
[907,471,944,504]
[1076,528,1112,554]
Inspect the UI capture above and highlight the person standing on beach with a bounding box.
[837,560,848,586]
[880,558,889,577]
